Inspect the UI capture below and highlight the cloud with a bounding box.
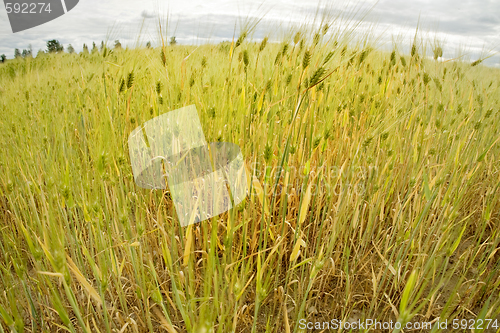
[0,0,498,65]
[141,11,155,19]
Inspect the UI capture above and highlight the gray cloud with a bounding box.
[0,0,498,65]
[141,11,155,19]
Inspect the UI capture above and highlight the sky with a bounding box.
[0,0,499,66]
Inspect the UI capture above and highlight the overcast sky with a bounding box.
[0,0,499,66]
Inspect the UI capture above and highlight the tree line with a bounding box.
[1,37,178,63]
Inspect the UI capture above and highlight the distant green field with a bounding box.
[1,21,500,332]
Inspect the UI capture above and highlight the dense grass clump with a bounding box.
[1,24,500,332]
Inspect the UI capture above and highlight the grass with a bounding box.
[1,17,500,332]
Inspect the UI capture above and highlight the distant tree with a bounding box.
[82,43,89,54]
[46,39,63,53]
[114,40,122,50]
[14,48,21,58]
[91,42,98,53]
[0,54,6,63]
[67,44,75,54]
[21,49,32,58]
[100,41,105,51]
[169,36,177,45]
[146,41,151,49]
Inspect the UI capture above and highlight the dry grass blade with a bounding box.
[66,255,103,307]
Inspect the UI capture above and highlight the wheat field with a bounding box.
[1,17,500,332]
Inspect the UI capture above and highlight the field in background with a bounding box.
[1,19,500,332]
